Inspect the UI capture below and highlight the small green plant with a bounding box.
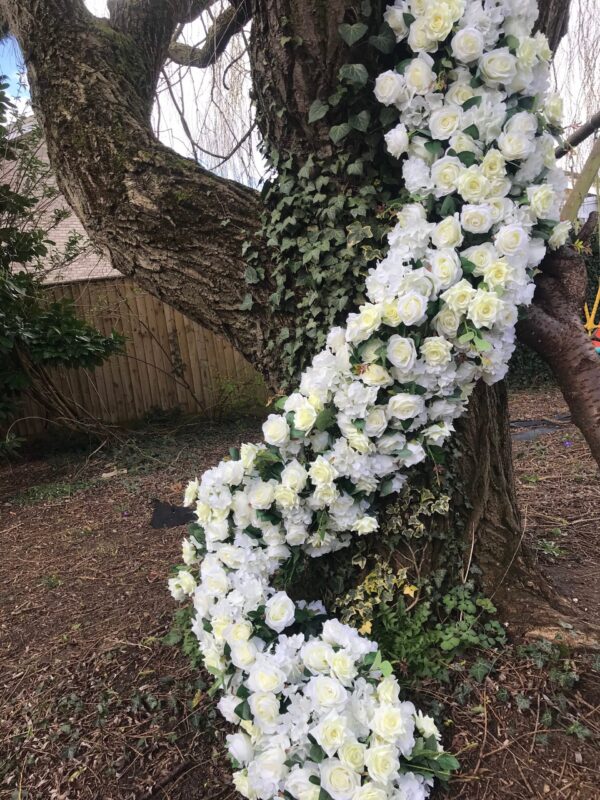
[42,574,62,589]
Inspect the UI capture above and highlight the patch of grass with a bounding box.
[11,479,95,506]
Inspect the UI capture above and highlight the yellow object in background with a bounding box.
[584,282,600,334]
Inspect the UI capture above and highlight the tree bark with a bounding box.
[1,0,592,624]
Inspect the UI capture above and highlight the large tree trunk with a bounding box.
[1,0,594,626]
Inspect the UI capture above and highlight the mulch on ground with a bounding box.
[0,394,598,800]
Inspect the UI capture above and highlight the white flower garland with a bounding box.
[169,1,569,797]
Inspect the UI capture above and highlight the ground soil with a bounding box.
[0,392,598,800]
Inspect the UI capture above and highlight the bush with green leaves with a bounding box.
[0,80,122,451]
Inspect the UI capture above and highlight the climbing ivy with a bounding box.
[244,3,405,385]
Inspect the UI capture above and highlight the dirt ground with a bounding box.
[0,392,599,800]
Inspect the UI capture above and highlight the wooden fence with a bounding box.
[10,278,265,438]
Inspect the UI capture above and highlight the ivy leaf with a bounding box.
[348,110,370,132]
[338,22,368,46]
[462,95,482,111]
[329,123,352,144]
[338,63,369,88]
[347,160,364,176]
[239,292,254,311]
[244,265,259,284]
[308,99,329,124]
[346,221,373,247]
[369,25,396,54]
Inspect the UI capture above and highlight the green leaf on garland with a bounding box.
[456,150,477,167]
[338,22,368,46]
[439,195,456,216]
[460,257,477,274]
[233,700,252,721]
[463,124,480,139]
[424,140,443,158]
[462,95,482,110]
[315,406,336,431]
[308,741,326,763]
[308,99,330,124]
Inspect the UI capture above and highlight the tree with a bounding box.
[0,82,122,452]
[1,0,598,637]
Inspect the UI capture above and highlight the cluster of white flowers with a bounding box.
[169,0,569,797]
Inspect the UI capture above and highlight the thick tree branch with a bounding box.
[517,217,600,469]
[561,138,600,222]
[556,110,600,159]
[168,1,252,69]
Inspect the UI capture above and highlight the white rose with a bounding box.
[544,92,563,125]
[346,303,383,343]
[457,167,490,203]
[467,289,502,328]
[451,27,484,62]
[497,131,534,161]
[286,767,320,800]
[460,203,493,234]
[450,131,482,155]
[295,401,318,432]
[265,591,296,632]
[479,48,517,86]
[370,703,409,742]
[404,55,435,94]
[354,783,387,800]
[387,393,425,420]
[306,676,348,709]
[352,515,379,536]
[232,770,254,799]
[248,479,275,510]
[181,537,197,566]
[526,184,557,219]
[429,106,463,140]
[548,220,571,250]
[377,675,401,704]
[381,298,402,327]
[365,407,388,437]
[302,640,335,673]
[226,620,253,643]
[461,243,496,273]
[281,459,308,492]
[262,413,290,447]
[446,80,475,106]
[227,732,254,766]
[495,224,528,257]
[183,478,198,507]
[481,149,506,180]
[432,215,463,249]
[431,156,462,196]
[248,692,280,732]
[274,483,298,509]
[339,739,366,771]
[240,442,259,470]
[313,713,348,756]
[441,278,476,313]
[320,759,360,800]
[424,2,453,40]
[407,18,435,52]
[415,709,442,741]
[516,36,538,69]
[505,111,538,137]
[433,305,461,337]
[421,336,453,367]
[384,5,409,41]
[168,569,196,601]
[230,640,258,669]
[428,248,461,290]
[364,744,400,784]
[309,455,338,485]
[482,259,510,289]
[374,70,406,106]
[384,123,409,158]
[396,291,428,325]
[361,364,393,387]
[387,335,417,371]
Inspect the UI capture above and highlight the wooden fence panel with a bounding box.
[9,278,265,438]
